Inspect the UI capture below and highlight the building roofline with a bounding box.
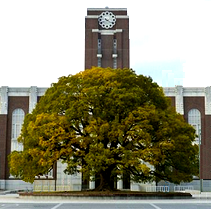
[87,8,127,11]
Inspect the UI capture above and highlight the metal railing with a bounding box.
[146,186,169,192]
[33,180,81,192]
[174,186,194,192]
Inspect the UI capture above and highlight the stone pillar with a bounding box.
[29,86,37,113]
[175,86,184,115]
[117,179,123,190]
[0,180,6,190]
[205,87,211,115]
[89,179,95,190]
[0,86,8,114]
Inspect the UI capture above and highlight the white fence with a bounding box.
[33,180,81,192]
[174,186,194,192]
[146,186,169,192]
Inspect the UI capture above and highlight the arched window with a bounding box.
[11,108,25,151]
[188,109,201,144]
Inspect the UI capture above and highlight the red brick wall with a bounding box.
[116,18,129,69]
[204,115,211,179]
[101,35,114,67]
[6,96,29,179]
[85,9,129,69]
[85,18,98,69]
[167,96,211,179]
[183,97,211,179]
[183,97,205,144]
[0,115,7,179]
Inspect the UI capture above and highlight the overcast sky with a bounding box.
[1,0,211,88]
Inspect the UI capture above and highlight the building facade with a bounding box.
[0,8,210,191]
[0,87,82,190]
[85,8,129,69]
[0,87,46,189]
[162,86,211,192]
[1,85,211,191]
[164,86,211,179]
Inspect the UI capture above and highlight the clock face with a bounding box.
[98,11,116,29]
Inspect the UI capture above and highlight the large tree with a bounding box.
[9,67,198,191]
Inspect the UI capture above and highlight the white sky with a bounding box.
[1,0,211,88]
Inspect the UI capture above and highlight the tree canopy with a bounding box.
[9,67,198,191]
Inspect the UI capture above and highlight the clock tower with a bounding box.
[85,8,130,69]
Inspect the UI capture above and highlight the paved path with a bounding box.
[0,193,211,208]
[1,201,211,209]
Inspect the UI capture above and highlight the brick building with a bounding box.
[163,86,211,191]
[0,8,210,191]
[85,8,130,69]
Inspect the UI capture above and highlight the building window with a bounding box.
[113,39,117,69]
[98,39,101,54]
[97,57,101,67]
[113,57,117,69]
[113,39,117,54]
[11,108,25,151]
[188,109,201,144]
[97,39,102,67]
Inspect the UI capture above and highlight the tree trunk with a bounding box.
[94,168,116,191]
